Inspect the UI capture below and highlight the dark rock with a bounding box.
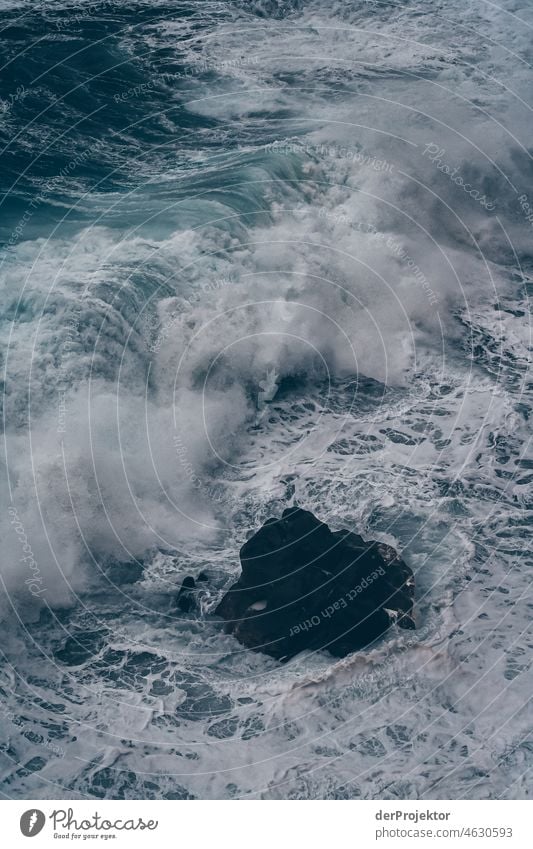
[215,507,414,660]
[175,573,211,613]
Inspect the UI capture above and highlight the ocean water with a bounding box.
[0,0,532,800]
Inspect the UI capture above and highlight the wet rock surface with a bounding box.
[175,571,209,613]
[215,507,415,660]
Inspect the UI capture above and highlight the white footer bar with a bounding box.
[3,799,531,848]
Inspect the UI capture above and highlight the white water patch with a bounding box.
[0,177,506,619]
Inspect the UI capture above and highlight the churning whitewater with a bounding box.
[0,0,531,800]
